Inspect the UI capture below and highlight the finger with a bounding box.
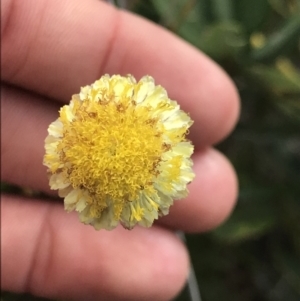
[1,85,58,194]
[1,195,188,301]
[2,0,240,146]
[2,85,237,232]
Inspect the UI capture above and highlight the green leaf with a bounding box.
[177,1,208,44]
[249,63,300,95]
[268,0,300,17]
[251,14,300,62]
[151,0,197,31]
[211,0,234,21]
[151,0,180,26]
[197,21,247,60]
[132,0,161,23]
[213,183,277,242]
[274,250,300,295]
[275,96,300,122]
[233,0,270,32]
[214,216,276,242]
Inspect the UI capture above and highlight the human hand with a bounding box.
[1,0,240,300]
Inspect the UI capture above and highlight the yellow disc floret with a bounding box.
[59,94,164,206]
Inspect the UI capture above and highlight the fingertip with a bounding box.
[186,57,241,146]
[129,226,190,301]
[194,149,238,230]
[205,69,241,146]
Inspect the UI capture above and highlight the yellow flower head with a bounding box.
[44,75,195,230]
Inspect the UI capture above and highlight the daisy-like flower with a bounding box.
[44,75,195,230]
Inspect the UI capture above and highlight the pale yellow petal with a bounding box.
[49,173,70,190]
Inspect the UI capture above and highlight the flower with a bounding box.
[44,75,195,230]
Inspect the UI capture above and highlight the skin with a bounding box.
[1,0,240,300]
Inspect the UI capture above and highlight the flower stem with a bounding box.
[176,231,202,301]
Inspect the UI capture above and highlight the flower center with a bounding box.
[58,95,165,203]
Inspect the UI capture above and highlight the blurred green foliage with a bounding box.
[2,0,300,301]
